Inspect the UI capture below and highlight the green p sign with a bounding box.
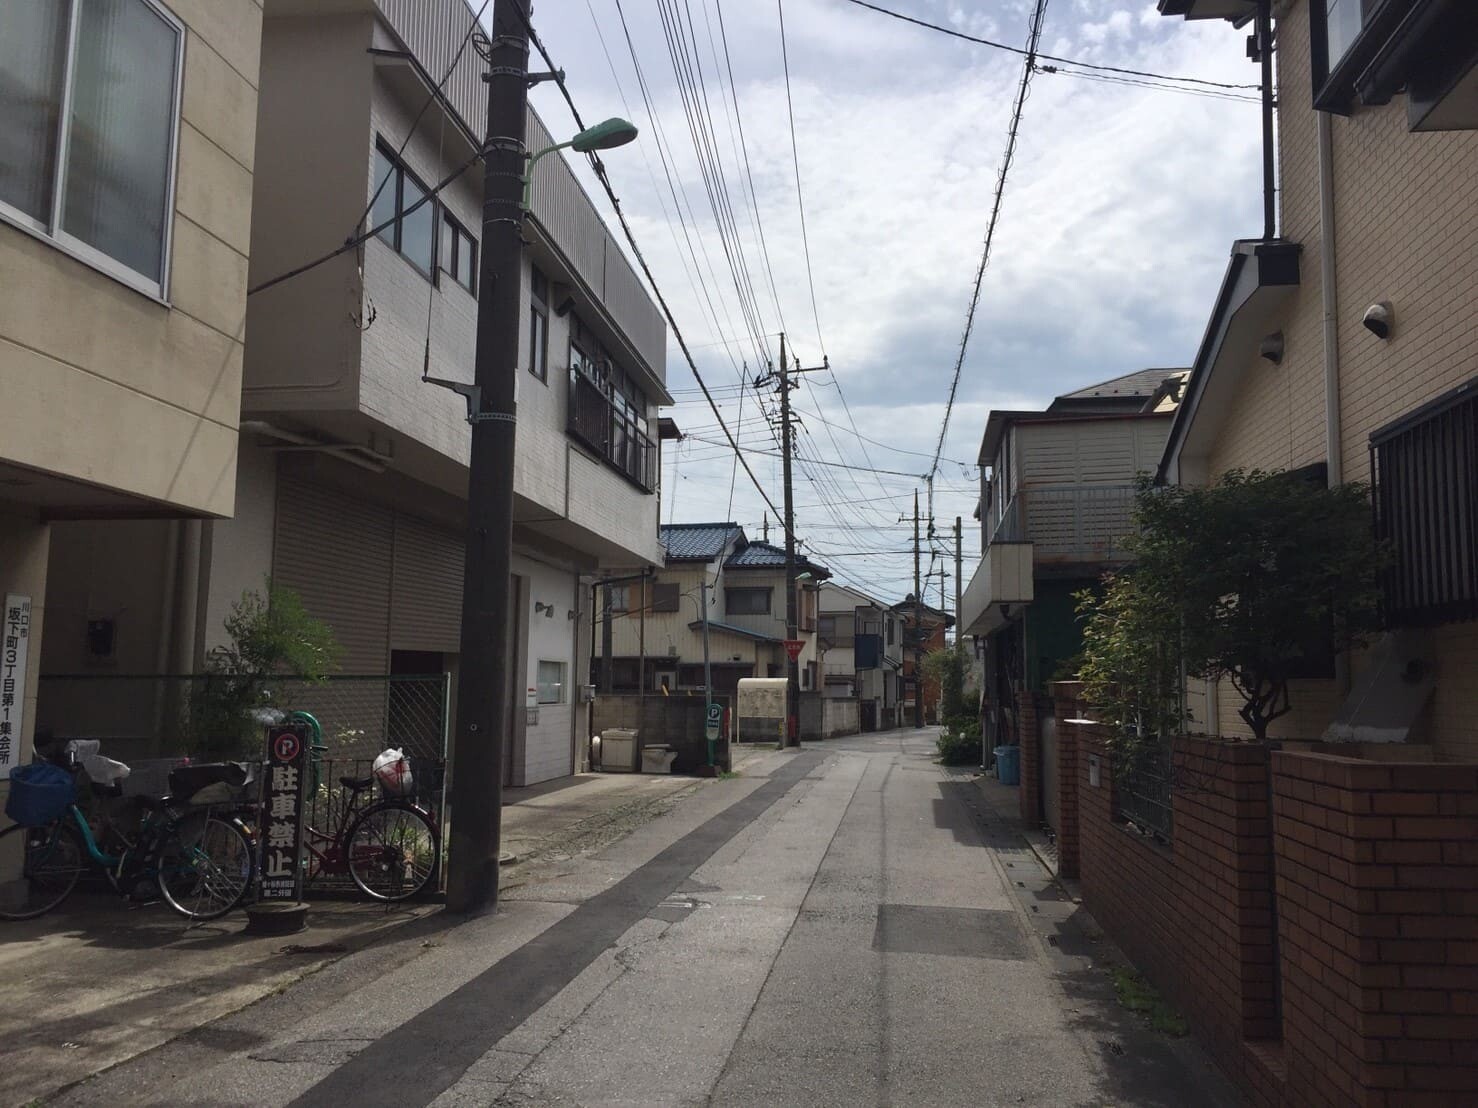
[705,702,721,741]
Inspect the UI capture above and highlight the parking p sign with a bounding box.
[705,702,721,742]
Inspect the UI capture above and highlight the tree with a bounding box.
[921,643,977,725]
[187,579,341,757]
[1079,470,1385,745]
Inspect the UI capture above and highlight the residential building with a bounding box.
[817,582,902,732]
[958,368,1182,759]
[602,523,830,700]
[0,0,264,774]
[894,597,955,724]
[1050,5,1478,1106]
[35,0,672,787]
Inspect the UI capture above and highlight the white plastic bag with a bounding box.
[372,748,414,797]
[66,739,130,785]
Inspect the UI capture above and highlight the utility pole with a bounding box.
[913,490,923,729]
[954,516,963,647]
[778,333,799,747]
[445,0,529,914]
[762,332,826,747]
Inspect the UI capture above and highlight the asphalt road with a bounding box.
[51,729,1239,1107]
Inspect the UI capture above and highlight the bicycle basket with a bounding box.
[5,763,76,827]
[372,749,415,798]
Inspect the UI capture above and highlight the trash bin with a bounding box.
[994,745,1020,786]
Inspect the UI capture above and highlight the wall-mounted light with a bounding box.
[1362,301,1394,340]
[1258,331,1284,365]
[567,609,577,620]
[534,601,554,618]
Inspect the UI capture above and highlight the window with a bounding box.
[0,0,183,296]
[651,582,680,613]
[536,660,566,704]
[440,211,476,293]
[607,584,630,612]
[726,587,771,616]
[566,312,656,489]
[818,616,836,638]
[372,142,436,276]
[1324,0,1371,69]
[529,265,549,382]
[1371,379,1478,627]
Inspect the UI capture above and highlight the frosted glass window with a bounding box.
[0,0,70,223]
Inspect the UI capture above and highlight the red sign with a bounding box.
[784,638,806,661]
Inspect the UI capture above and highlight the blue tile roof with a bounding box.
[660,522,743,561]
[725,541,830,579]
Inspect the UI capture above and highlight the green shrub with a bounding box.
[936,715,983,766]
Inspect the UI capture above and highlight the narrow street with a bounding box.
[51,731,1235,1108]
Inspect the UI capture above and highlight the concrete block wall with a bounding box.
[1272,753,1478,1107]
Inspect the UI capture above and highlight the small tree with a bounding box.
[187,579,340,757]
[921,643,976,725]
[1080,471,1385,745]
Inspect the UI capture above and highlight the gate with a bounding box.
[1040,710,1060,834]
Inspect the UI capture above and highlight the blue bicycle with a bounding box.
[0,758,256,922]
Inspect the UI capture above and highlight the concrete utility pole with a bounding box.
[445,0,530,914]
[913,490,923,729]
[954,516,963,647]
[766,333,826,747]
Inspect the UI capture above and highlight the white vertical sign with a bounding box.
[1,594,32,772]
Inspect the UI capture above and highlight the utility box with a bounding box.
[736,678,788,745]
[600,728,640,772]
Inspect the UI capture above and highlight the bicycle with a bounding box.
[0,755,256,923]
[300,767,441,902]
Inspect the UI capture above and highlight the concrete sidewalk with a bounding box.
[0,750,774,1108]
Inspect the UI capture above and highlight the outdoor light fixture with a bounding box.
[522,117,639,210]
[534,601,554,618]
[1362,301,1394,340]
[1259,331,1284,364]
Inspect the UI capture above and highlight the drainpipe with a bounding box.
[1318,110,1351,698]
[173,520,202,677]
[153,521,181,745]
[1257,0,1277,242]
[1319,112,1343,487]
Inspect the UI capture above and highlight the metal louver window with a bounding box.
[1371,378,1478,627]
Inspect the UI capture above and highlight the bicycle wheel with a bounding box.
[0,821,85,920]
[346,803,438,902]
[156,810,255,921]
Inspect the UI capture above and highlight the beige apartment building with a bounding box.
[1159,1,1478,759]
[0,0,262,773]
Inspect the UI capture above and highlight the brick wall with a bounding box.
[1272,752,1478,1107]
[1019,694,1041,826]
[1061,685,1279,1103]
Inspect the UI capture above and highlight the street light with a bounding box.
[522,117,639,209]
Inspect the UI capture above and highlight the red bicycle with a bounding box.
[303,771,440,901]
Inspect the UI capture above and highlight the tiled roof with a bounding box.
[686,619,783,643]
[725,541,830,578]
[1057,367,1186,402]
[660,522,743,561]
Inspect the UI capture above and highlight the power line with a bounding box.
[929,0,1049,483]
[687,435,924,478]
[839,0,1261,91]
[520,10,787,533]
[1040,64,1262,104]
[776,0,826,357]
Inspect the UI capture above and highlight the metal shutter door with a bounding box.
[391,514,463,654]
[274,479,392,673]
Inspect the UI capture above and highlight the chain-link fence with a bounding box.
[36,673,450,894]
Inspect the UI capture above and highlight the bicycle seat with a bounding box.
[340,775,375,791]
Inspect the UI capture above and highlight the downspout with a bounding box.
[1257,0,1277,242]
[153,521,181,748]
[1319,110,1351,698]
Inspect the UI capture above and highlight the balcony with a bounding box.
[958,542,1033,637]
[568,371,657,491]
[989,484,1138,565]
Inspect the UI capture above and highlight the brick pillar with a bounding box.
[1273,753,1478,1107]
[1057,715,1080,878]
[1018,693,1040,825]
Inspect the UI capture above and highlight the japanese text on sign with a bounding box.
[260,724,308,901]
[1,594,31,773]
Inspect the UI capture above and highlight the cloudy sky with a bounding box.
[521,0,1265,603]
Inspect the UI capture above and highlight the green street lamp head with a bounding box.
[571,117,639,153]
[523,118,640,211]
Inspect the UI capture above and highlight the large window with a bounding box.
[372,143,436,277]
[0,0,183,296]
[1371,380,1478,627]
[566,312,656,489]
[726,587,771,616]
[1324,0,1371,69]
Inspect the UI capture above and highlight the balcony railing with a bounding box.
[990,484,1138,562]
[568,371,656,491]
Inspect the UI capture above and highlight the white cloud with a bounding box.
[524,0,1265,597]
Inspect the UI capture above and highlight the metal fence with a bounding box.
[1114,746,1173,843]
[36,673,450,893]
